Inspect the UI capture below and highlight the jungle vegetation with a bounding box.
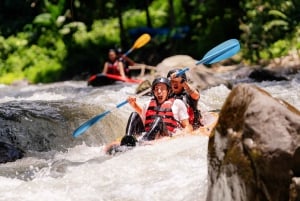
[0,0,299,84]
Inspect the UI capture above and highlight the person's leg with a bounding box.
[120,112,145,146]
[142,116,166,141]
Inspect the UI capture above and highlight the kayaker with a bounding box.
[116,47,135,78]
[167,69,203,130]
[120,77,193,147]
[102,49,127,78]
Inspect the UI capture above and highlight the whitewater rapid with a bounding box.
[0,73,299,201]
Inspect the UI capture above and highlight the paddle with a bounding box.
[72,38,240,138]
[176,39,240,76]
[72,88,152,138]
[123,33,151,56]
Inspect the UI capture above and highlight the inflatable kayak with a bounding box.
[104,111,219,155]
[87,73,143,87]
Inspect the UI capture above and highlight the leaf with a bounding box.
[268,10,287,19]
[263,20,289,31]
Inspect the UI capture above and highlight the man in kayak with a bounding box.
[102,49,127,79]
[167,69,203,130]
[119,77,193,147]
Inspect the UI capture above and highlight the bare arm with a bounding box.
[182,82,200,100]
[121,55,135,66]
[118,61,126,78]
[180,119,193,132]
[102,62,108,74]
[127,96,142,115]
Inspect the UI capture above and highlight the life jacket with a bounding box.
[172,92,201,127]
[107,60,120,75]
[144,98,179,132]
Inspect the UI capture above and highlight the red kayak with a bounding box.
[87,73,143,87]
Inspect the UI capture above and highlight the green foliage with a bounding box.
[123,9,149,29]
[33,13,54,27]
[259,39,290,61]
[0,0,299,84]
[89,20,120,45]
[0,31,66,84]
[239,0,300,64]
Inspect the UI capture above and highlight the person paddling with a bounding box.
[167,69,203,130]
[120,77,193,147]
[116,47,135,77]
[102,49,127,79]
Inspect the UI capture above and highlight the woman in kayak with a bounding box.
[102,49,127,78]
[167,69,203,130]
[120,77,192,147]
[116,47,135,77]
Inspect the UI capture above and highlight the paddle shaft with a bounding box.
[72,87,151,138]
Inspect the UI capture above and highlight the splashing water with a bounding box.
[0,73,299,201]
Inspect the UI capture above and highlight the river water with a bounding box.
[0,71,299,201]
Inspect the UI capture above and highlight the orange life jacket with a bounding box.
[145,98,179,132]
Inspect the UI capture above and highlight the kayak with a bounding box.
[104,111,219,155]
[87,73,143,87]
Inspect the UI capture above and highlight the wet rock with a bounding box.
[135,80,152,95]
[0,141,24,163]
[0,100,115,153]
[207,84,300,201]
[249,68,289,82]
[155,55,229,90]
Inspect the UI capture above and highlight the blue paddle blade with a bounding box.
[72,111,111,138]
[196,39,240,65]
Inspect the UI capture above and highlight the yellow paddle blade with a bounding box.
[132,33,151,49]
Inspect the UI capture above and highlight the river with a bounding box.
[0,70,299,201]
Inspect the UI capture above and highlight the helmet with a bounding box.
[151,77,171,91]
[167,69,187,81]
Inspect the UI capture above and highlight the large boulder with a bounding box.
[156,55,229,90]
[207,83,300,201]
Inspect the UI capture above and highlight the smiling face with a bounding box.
[153,83,169,104]
[170,77,184,94]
